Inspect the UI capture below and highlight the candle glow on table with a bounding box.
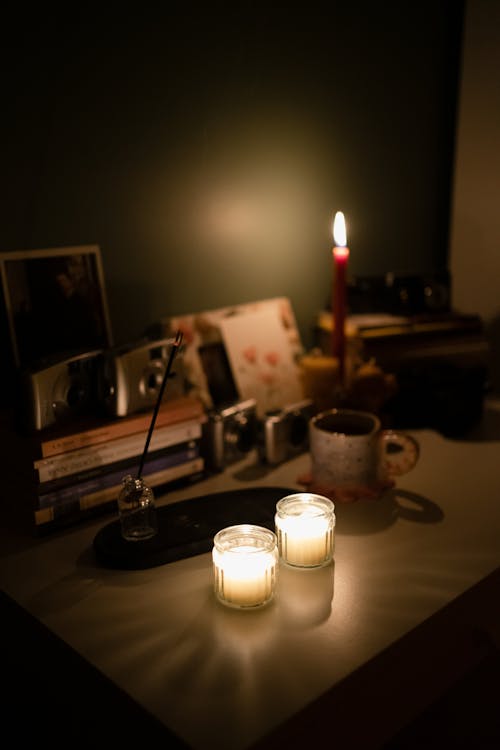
[332,211,350,382]
[212,525,278,608]
[275,493,335,568]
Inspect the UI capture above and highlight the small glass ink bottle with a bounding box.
[118,474,158,542]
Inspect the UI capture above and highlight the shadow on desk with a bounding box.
[335,489,444,536]
[233,461,445,537]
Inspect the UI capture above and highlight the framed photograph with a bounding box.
[0,245,113,371]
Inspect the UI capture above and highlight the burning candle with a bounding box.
[332,211,350,382]
[275,493,335,568]
[212,525,278,608]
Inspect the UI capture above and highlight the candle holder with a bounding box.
[275,493,335,568]
[212,524,278,609]
[299,350,343,413]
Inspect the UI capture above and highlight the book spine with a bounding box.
[36,438,200,495]
[39,396,205,458]
[34,457,205,527]
[81,457,204,509]
[37,443,201,508]
[34,418,204,483]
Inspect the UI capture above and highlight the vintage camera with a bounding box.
[260,398,315,465]
[202,398,258,472]
[100,337,187,417]
[23,349,104,431]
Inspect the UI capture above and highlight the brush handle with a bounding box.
[137,330,183,479]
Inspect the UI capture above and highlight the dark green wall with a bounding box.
[1,2,464,349]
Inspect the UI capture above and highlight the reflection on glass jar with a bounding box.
[212,525,278,609]
[278,563,335,627]
[118,474,158,542]
[275,493,335,568]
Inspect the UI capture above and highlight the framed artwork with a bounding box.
[0,245,113,371]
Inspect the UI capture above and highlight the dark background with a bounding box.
[0,2,464,351]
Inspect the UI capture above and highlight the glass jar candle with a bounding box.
[212,525,278,609]
[275,493,335,568]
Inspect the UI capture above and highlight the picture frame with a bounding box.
[0,245,113,371]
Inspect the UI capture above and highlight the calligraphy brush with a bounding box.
[137,329,184,479]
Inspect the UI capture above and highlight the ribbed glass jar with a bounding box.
[212,524,278,608]
[275,493,335,568]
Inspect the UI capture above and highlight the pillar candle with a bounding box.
[332,211,350,383]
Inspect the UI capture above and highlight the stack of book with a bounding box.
[31,395,207,533]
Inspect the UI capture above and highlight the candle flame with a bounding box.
[333,211,347,247]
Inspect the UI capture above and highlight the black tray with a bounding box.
[92,486,295,570]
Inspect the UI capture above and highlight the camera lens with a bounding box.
[289,413,308,446]
[235,415,256,453]
[147,372,158,390]
[140,364,164,398]
[66,381,86,407]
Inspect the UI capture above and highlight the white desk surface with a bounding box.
[1,404,500,749]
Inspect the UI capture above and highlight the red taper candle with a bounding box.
[332,211,349,383]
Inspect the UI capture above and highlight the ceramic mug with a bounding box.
[309,408,419,494]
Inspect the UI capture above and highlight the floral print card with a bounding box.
[161,297,304,413]
[218,307,303,416]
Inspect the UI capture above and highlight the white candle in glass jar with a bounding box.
[212,525,278,608]
[275,494,335,568]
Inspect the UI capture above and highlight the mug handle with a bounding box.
[378,430,420,477]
